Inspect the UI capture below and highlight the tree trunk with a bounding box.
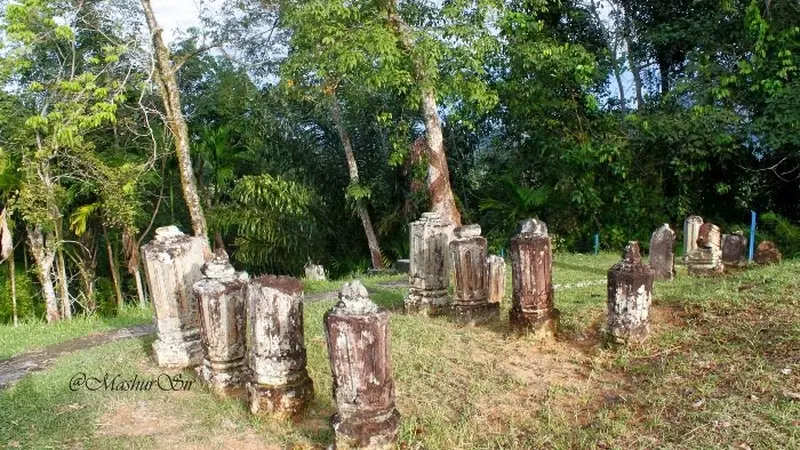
[10,251,17,326]
[27,226,60,322]
[140,0,208,240]
[618,3,645,109]
[329,92,385,270]
[658,58,670,97]
[387,5,462,229]
[103,226,124,310]
[134,267,147,308]
[591,0,626,113]
[54,225,71,319]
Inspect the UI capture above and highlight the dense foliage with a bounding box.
[0,0,798,322]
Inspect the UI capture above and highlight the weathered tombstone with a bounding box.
[696,222,721,249]
[649,224,676,280]
[721,232,748,268]
[405,212,449,316]
[687,222,724,276]
[607,242,654,345]
[192,251,250,398]
[683,216,704,262]
[304,262,326,281]
[246,275,313,418]
[486,255,506,306]
[755,241,782,265]
[449,225,498,325]
[510,219,559,338]
[141,226,208,368]
[325,281,400,450]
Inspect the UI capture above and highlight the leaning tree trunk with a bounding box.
[387,5,462,229]
[141,0,208,240]
[330,92,385,270]
[27,226,60,322]
[103,226,124,310]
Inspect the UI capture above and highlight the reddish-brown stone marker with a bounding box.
[325,281,400,450]
[510,219,559,338]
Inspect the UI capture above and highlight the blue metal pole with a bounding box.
[748,211,757,262]
[594,233,600,255]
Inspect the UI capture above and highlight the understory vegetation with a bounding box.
[1,0,799,325]
[0,257,797,449]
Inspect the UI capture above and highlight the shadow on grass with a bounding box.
[370,287,406,311]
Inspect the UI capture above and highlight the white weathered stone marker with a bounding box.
[449,225,497,325]
[142,226,208,368]
[486,255,506,305]
[405,212,449,316]
[325,281,400,450]
[683,215,704,262]
[192,250,250,397]
[607,241,654,345]
[510,218,559,338]
[304,262,326,281]
[247,275,313,418]
[649,224,676,280]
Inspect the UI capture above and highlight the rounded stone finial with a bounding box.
[623,241,642,262]
[154,225,185,241]
[519,218,548,236]
[335,281,379,315]
[454,224,481,239]
[202,250,236,279]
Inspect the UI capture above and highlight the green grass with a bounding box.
[1,257,798,449]
[0,305,152,360]
[301,272,406,294]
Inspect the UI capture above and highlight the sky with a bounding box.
[152,0,207,44]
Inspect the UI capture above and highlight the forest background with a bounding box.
[1,0,799,324]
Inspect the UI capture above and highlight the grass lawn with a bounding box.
[0,306,153,360]
[0,254,798,449]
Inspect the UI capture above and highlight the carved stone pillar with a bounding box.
[325,281,400,450]
[607,242,654,345]
[405,212,449,316]
[509,219,559,338]
[246,275,313,418]
[192,251,250,398]
[687,222,724,276]
[649,224,676,280]
[141,226,207,368]
[683,216,704,262]
[486,255,506,306]
[449,225,498,325]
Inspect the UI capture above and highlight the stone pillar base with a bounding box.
[152,337,204,369]
[332,407,401,450]
[453,302,499,326]
[606,323,650,345]
[509,308,560,338]
[247,374,314,418]
[404,289,449,316]
[197,359,250,398]
[687,263,724,276]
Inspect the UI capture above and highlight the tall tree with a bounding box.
[140,0,208,239]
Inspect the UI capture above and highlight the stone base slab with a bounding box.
[687,263,724,276]
[332,407,401,450]
[197,359,250,399]
[452,302,499,326]
[404,289,450,316]
[606,322,650,346]
[247,374,314,418]
[152,336,204,369]
[509,308,560,339]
